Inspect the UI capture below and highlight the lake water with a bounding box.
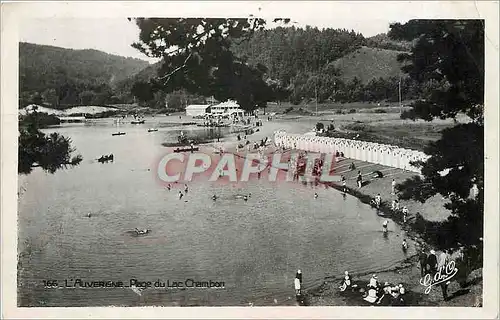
[17,116,412,306]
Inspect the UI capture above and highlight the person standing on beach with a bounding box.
[402,239,408,252]
[391,179,396,195]
[294,274,301,296]
[375,194,382,208]
[418,249,428,277]
[427,250,438,274]
[438,250,451,300]
[296,269,302,285]
[368,274,378,289]
[402,206,408,223]
[341,175,347,192]
[357,171,363,188]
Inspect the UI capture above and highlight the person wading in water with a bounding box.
[382,220,389,233]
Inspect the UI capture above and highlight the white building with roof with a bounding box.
[185,104,210,117]
[210,100,244,117]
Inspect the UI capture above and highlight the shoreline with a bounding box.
[201,120,482,307]
[18,118,482,307]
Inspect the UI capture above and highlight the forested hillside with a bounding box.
[19,26,418,110]
[231,26,418,104]
[19,42,149,108]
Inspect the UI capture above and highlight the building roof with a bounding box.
[185,104,210,110]
[211,100,240,109]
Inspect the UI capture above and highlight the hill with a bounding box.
[332,46,406,84]
[19,42,150,108]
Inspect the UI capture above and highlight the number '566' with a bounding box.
[43,280,58,288]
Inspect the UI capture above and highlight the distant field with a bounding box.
[332,46,407,84]
[265,101,412,115]
[272,106,469,151]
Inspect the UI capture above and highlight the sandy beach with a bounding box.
[203,115,483,307]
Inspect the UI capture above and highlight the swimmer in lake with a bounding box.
[314,193,318,199]
[184,184,189,194]
[243,196,248,201]
[179,191,184,200]
[166,184,171,191]
[87,213,92,218]
[212,194,217,201]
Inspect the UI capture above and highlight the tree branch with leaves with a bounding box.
[389,20,484,250]
[129,17,290,111]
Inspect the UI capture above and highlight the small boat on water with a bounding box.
[196,123,230,128]
[112,132,126,136]
[131,120,145,124]
[148,128,158,132]
[174,146,199,153]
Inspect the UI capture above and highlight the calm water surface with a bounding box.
[18,116,412,306]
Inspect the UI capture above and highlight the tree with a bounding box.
[389,20,484,250]
[130,18,290,111]
[18,109,82,175]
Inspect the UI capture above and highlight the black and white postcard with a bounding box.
[1,1,498,319]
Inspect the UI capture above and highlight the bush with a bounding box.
[348,109,357,114]
[335,110,344,115]
[316,122,324,131]
[401,108,417,120]
[343,122,372,132]
[284,107,294,114]
[327,124,335,131]
[20,112,60,128]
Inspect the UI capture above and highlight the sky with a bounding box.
[17,1,485,63]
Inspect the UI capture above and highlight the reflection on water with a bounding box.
[18,117,412,306]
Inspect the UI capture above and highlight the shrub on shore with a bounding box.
[19,112,60,128]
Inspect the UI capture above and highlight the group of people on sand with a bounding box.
[339,272,407,306]
[361,175,409,224]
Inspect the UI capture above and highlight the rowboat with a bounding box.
[131,120,145,124]
[112,132,126,136]
[148,128,158,132]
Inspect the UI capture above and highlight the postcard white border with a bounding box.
[1,1,499,319]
